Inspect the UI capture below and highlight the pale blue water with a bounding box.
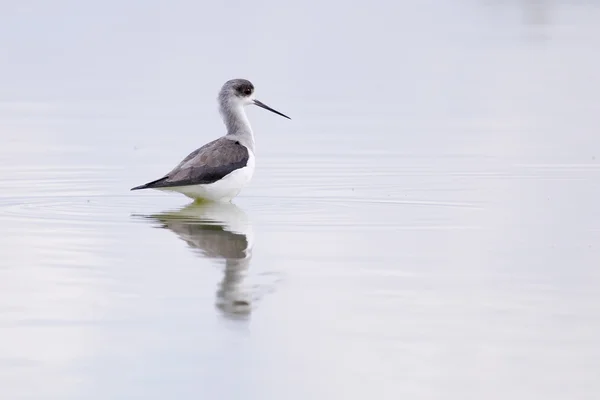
[1,1,600,399]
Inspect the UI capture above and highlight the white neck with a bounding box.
[220,103,255,152]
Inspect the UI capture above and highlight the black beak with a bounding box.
[253,99,291,120]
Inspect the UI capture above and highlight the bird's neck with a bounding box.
[220,103,255,152]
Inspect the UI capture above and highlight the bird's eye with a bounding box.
[244,88,252,95]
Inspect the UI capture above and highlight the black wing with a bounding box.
[131,137,249,190]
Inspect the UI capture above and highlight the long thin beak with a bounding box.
[253,99,291,120]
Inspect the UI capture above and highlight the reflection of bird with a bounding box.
[131,79,291,202]
[143,201,254,317]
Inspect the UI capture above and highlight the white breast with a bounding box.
[159,150,255,202]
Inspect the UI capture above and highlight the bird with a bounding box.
[130,79,290,202]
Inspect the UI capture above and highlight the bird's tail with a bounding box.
[130,176,168,191]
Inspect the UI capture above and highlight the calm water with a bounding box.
[1,1,600,399]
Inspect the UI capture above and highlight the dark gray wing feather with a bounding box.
[131,137,249,190]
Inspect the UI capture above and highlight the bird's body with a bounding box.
[155,145,255,202]
[132,136,256,202]
[131,79,290,202]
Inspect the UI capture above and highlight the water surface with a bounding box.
[1,1,600,399]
